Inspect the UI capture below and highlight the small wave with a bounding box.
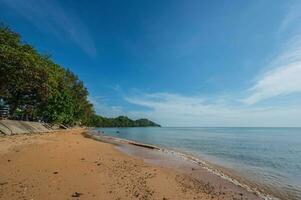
[87,130,279,200]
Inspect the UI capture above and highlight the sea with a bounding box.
[93,127,301,200]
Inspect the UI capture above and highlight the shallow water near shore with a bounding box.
[94,127,301,200]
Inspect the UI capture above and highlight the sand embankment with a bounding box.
[0,129,263,200]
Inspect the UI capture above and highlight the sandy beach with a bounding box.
[0,129,263,200]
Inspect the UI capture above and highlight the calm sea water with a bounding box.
[94,127,301,200]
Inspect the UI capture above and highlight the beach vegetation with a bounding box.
[0,25,160,127]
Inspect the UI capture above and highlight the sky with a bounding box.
[1,0,301,127]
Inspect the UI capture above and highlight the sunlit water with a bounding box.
[94,127,301,200]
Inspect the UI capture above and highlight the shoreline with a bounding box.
[0,129,272,200]
[87,129,278,200]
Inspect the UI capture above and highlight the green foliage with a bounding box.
[0,24,160,127]
[89,115,160,127]
[0,25,93,125]
[133,118,160,127]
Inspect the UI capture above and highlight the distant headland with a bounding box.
[90,115,160,127]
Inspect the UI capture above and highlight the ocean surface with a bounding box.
[94,127,301,200]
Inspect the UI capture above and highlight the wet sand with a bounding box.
[0,129,264,200]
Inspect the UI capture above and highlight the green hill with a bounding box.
[89,115,160,127]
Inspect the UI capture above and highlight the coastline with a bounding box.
[87,129,278,200]
[0,129,270,200]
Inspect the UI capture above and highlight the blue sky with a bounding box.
[1,0,301,126]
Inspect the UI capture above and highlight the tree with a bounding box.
[0,24,160,127]
[0,25,94,125]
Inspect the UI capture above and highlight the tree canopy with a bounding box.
[0,25,160,127]
[0,25,93,125]
[89,115,160,127]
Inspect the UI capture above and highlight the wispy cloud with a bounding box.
[279,1,301,33]
[88,96,125,118]
[242,2,301,105]
[1,0,96,56]
[242,39,301,105]
[126,92,301,127]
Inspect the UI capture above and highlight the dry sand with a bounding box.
[0,129,262,200]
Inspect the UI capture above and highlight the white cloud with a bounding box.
[126,93,301,127]
[242,35,301,105]
[88,96,125,118]
[279,1,301,33]
[241,1,301,105]
[242,62,301,105]
[1,0,97,56]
